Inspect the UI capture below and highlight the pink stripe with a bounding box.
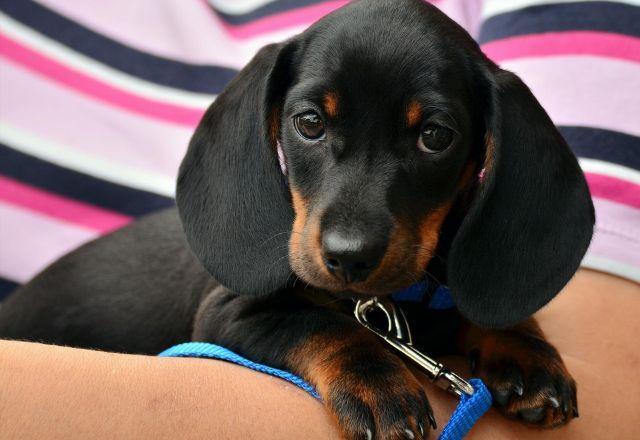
[0,176,132,233]
[585,173,640,209]
[0,33,204,127]
[586,197,640,269]
[36,0,468,68]
[0,202,99,283]
[219,1,350,39]
[499,56,640,138]
[219,1,451,39]
[482,31,640,63]
[0,60,189,178]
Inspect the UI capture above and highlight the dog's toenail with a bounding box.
[514,383,524,396]
[427,407,437,429]
[404,428,415,439]
[365,428,373,440]
[548,396,560,409]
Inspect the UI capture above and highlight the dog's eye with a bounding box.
[418,124,453,153]
[294,112,325,140]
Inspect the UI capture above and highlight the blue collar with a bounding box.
[392,279,455,310]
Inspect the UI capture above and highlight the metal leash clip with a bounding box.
[354,297,474,397]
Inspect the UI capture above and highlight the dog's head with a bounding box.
[177,0,594,328]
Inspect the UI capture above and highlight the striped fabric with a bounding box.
[479,0,640,282]
[0,0,637,301]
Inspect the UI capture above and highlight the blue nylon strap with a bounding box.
[159,342,491,439]
[428,286,456,310]
[159,342,320,399]
[392,279,456,310]
[440,379,492,440]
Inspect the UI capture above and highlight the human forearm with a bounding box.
[0,340,337,440]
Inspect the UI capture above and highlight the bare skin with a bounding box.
[1,269,638,439]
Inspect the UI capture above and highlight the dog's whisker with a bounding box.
[256,231,290,249]
[263,252,291,276]
[257,230,303,250]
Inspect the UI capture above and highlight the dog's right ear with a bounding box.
[177,42,298,295]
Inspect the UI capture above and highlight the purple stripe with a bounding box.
[559,126,640,172]
[0,176,132,233]
[0,33,205,127]
[500,56,640,137]
[35,0,478,68]
[0,59,189,178]
[588,197,640,270]
[0,145,174,218]
[0,202,98,283]
[36,0,253,68]
[2,0,237,93]
[479,2,640,43]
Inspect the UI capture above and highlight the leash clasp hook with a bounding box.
[354,297,474,397]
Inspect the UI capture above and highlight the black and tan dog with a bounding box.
[0,0,594,438]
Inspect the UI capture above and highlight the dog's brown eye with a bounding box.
[294,112,325,140]
[418,124,453,153]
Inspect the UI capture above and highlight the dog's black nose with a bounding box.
[321,230,386,283]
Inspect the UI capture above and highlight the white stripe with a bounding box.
[579,158,640,185]
[208,0,279,15]
[482,0,640,19]
[0,122,176,197]
[581,254,640,283]
[0,13,216,109]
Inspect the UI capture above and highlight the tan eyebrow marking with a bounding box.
[406,100,423,127]
[323,92,339,118]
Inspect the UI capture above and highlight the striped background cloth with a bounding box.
[0,0,638,301]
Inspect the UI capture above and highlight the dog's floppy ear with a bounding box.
[176,42,297,295]
[448,67,594,328]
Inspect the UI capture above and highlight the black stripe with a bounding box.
[0,0,238,94]
[479,2,640,43]
[210,0,328,25]
[0,144,174,217]
[559,126,640,171]
[0,277,19,302]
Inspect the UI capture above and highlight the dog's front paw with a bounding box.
[324,358,435,440]
[470,335,578,428]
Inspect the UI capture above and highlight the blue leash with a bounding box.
[160,342,491,439]
[160,342,320,399]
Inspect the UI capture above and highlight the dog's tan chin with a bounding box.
[290,248,429,297]
[291,265,421,298]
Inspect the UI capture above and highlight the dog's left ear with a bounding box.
[448,67,594,328]
[176,41,298,295]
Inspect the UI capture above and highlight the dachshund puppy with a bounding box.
[0,0,593,438]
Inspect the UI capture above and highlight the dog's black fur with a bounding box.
[0,1,593,437]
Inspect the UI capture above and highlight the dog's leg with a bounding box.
[193,286,436,439]
[459,317,578,427]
